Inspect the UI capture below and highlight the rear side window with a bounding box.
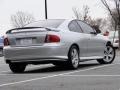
[77,21,94,34]
[68,20,83,33]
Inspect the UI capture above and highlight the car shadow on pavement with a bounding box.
[22,63,101,74]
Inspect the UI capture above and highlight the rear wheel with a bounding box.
[97,45,115,64]
[9,63,26,73]
[68,45,79,69]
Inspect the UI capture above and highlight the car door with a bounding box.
[89,31,105,57]
[77,21,104,57]
[68,20,88,57]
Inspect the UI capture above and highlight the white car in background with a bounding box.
[108,31,119,48]
[0,36,3,56]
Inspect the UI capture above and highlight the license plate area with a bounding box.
[16,37,36,45]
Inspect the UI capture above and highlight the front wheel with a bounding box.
[9,63,26,73]
[97,45,115,64]
[68,46,80,69]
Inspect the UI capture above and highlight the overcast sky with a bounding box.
[0,0,108,35]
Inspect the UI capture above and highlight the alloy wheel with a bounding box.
[71,48,79,68]
[103,46,115,63]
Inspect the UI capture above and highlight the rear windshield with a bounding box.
[26,19,65,28]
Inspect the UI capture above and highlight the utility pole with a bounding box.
[45,0,48,19]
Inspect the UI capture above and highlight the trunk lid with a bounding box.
[6,27,51,46]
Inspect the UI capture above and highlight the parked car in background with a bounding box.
[0,36,3,56]
[103,31,109,36]
[108,31,119,48]
[3,19,115,73]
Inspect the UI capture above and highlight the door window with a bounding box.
[77,21,94,34]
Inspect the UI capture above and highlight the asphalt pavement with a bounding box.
[0,50,119,90]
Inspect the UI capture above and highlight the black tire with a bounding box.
[9,63,26,73]
[97,45,115,64]
[68,45,80,69]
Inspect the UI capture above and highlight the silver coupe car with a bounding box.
[3,19,116,73]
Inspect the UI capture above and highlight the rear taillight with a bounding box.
[4,37,10,46]
[45,34,60,43]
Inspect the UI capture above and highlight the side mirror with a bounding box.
[90,32,97,35]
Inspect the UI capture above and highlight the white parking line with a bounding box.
[62,75,120,77]
[0,74,10,76]
[0,63,119,87]
[0,70,10,73]
[0,64,7,66]
[0,64,7,65]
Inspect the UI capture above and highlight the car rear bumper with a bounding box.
[4,43,69,63]
[5,57,68,64]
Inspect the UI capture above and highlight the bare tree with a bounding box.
[88,18,102,26]
[88,18,108,33]
[72,7,82,20]
[11,11,35,28]
[101,0,120,49]
[83,5,89,22]
[107,9,119,32]
[73,6,106,33]
[73,5,90,22]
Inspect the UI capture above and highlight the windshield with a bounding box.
[26,19,65,28]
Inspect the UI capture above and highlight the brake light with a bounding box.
[45,34,60,43]
[4,37,10,46]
